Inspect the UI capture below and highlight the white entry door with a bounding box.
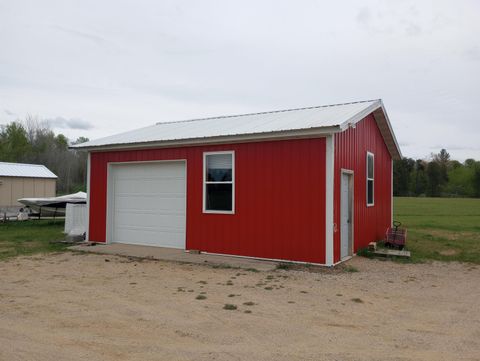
[108,161,186,248]
[340,172,353,259]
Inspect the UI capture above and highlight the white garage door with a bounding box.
[109,161,186,248]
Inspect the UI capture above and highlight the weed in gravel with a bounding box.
[243,301,255,306]
[351,298,364,303]
[277,263,291,270]
[344,265,359,273]
[223,304,237,310]
[196,295,207,300]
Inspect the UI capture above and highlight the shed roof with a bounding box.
[72,99,401,159]
[0,162,57,179]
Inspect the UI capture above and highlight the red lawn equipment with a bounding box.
[385,221,407,250]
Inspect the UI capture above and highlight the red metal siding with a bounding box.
[333,115,392,263]
[89,138,327,264]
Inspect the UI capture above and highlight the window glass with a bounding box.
[206,184,232,211]
[204,153,234,212]
[367,180,374,205]
[367,152,374,206]
[207,154,232,182]
[367,153,374,179]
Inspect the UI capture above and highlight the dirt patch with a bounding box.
[425,229,480,242]
[1,253,479,361]
[439,249,458,256]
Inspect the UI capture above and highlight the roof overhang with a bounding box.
[338,100,402,160]
[72,100,402,160]
[70,126,340,152]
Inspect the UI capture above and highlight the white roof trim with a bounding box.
[72,99,401,159]
[338,100,402,159]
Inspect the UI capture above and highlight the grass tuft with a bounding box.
[223,304,237,310]
[276,263,291,270]
[344,265,359,273]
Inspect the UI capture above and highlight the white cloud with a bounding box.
[0,0,479,161]
[44,116,93,130]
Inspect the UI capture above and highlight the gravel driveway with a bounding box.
[1,252,479,361]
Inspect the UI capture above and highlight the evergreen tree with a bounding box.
[427,161,442,197]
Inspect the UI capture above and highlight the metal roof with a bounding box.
[72,99,401,159]
[0,162,57,179]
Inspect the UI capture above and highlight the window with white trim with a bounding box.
[366,152,374,206]
[204,152,234,213]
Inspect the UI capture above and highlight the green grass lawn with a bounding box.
[1,198,479,265]
[394,197,480,264]
[0,220,67,261]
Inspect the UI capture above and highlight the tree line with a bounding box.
[394,149,480,198]
[0,117,89,194]
[2,118,480,198]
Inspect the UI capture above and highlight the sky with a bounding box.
[0,0,479,161]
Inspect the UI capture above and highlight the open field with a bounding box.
[394,197,480,263]
[1,252,479,361]
[0,220,67,261]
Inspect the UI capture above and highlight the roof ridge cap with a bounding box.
[155,99,381,126]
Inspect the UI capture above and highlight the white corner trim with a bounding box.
[325,135,335,266]
[391,160,393,226]
[85,152,91,242]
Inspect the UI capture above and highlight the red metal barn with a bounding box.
[73,100,401,266]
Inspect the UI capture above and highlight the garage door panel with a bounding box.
[114,162,185,177]
[113,227,184,248]
[114,177,185,194]
[114,211,185,229]
[109,161,186,248]
[114,195,185,212]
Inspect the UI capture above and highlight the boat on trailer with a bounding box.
[17,192,87,218]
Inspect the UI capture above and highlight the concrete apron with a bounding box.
[69,243,278,272]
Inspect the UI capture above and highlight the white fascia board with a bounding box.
[71,126,341,152]
[338,100,402,160]
[338,100,382,131]
[378,102,403,159]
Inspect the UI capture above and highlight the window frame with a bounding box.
[366,151,374,207]
[203,151,235,214]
